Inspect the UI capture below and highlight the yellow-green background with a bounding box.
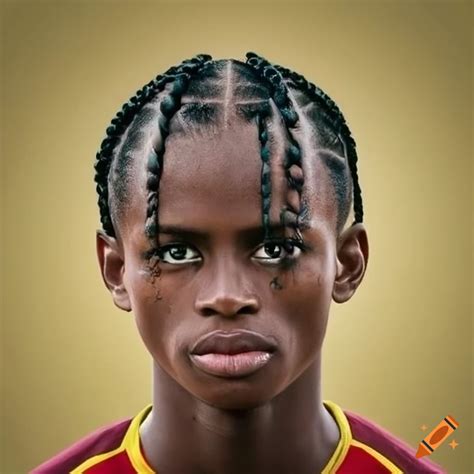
[1,1,472,472]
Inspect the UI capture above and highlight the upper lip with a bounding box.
[190,329,278,355]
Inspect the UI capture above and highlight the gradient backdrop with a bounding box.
[1,1,472,472]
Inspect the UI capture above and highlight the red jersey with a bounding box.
[31,400,446,473]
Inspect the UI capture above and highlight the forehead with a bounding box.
[124,119,337,243]
[160,124,262,225]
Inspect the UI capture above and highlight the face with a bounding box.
[97,119,368,410]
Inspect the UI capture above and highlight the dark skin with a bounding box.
[96,117,368,474]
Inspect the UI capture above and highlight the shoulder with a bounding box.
[343,408,446,473]
[30,416,133,474]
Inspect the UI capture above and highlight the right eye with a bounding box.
[252,239,303,265]
[158,243,202,265]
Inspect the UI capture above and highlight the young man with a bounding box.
[32,53,445,473]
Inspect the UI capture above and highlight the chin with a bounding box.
[193,385,277,411]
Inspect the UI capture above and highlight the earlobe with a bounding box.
[96,229,132,312]
[332,223,369,304]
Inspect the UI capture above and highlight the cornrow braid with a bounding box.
[245,52,305,244]
[94,55,211,239]
[273,64,363,224]
[144,55,213,244]
[256,105,273,240]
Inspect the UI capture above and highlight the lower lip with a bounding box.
[190,351,274,377]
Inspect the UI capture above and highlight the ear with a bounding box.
[96,229,132,312]
[332,223,369,304]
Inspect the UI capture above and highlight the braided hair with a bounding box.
[271,61,363,225]
[94,53,364,264]
[94,54,212,241]
[246,52,306,245]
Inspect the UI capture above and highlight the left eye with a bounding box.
[252,240,302,264]
[158,244,201,265]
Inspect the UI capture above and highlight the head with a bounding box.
[95,53,368,410]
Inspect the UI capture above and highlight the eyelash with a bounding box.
[147,238,308,266]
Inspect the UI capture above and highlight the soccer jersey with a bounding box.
[31,400,446,473]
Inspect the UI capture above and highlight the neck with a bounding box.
[139,356,340,474]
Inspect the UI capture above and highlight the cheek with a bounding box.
[285,253,335,306]
[278,255,336,352]
[125,263,180,362]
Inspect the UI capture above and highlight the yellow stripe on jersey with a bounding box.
[321,399,352,473]
[70,445,126,473]
[351,439,403,473]
[122,404,154,473]
[71,405,154,474]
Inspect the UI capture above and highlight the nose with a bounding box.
[194,257,260,318]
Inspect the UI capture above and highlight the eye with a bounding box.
[252,239,304,265]
[158,243,201,265]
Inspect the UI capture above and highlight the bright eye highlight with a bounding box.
[158,244,201,265]
[252,239,303,265]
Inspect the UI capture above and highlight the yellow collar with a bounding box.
[321,400,353,473]
[123,399,351,473]
[121,404,154,474]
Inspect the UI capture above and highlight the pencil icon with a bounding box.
[416,415,459,458]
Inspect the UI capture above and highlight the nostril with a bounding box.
[237,304,258,315]
[200,307,217,317]
[196,296,260,318]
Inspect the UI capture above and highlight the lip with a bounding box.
[190,351,274,377]
[190,329,278,356]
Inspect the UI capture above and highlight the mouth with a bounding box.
[189,329,277,378]
[190,351,274,377]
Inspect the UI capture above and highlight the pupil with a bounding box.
[170,246,186,259]
[265,243,281,258]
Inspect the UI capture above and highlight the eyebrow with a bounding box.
[158,223,293,238]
